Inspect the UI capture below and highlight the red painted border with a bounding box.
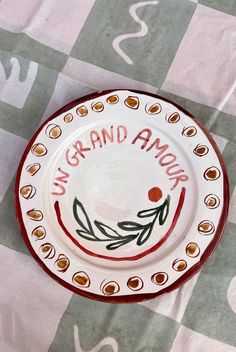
[54,187,185,261]
[15,89,229,303]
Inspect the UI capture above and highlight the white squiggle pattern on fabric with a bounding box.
[0,58,38,108]
[74,325,119,352]
[112,1,159,65]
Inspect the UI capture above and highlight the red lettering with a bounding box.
[51,168,70,196]
[117,125,127,143]
[132,128,152,149]
[132,129,189,190]
[102,126,114,145]
[159,153,177,166]
[51,182,66,196]
[169,174,189,190]
[66,140,90,167]
[73,140,91,158]
[166,164,184,176]
[55,167,69,183]
[90,130,102,149]
[66,149,79,166]
[146,138,169,158]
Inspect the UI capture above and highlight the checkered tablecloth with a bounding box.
[0,1,236,351]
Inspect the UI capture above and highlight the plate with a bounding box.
[15,90,229,303]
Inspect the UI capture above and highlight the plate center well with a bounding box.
[44,122,196,269]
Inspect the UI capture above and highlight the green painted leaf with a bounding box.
[73,198,94,234]
[137,226,152,246]
[106,234,138,250]
[94,220,121,239]
[117,221,144,231]
[158,195,170,225]
[137,208,159,218]
[106,241,127,250]
[76,230,98,241]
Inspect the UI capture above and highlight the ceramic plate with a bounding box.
[15,90,229,303]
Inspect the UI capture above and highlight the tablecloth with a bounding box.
[0,0,236,351]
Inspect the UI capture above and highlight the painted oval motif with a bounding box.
[166,112,180,123]
[186,242,200,258]
[31,226,46,240]
[193,144,209,157]
[172,259,187,272]
[91,101,104,112]
[31,143,47,157]
[204,166,221,181]
[55,254,70,272]
[198,220,215,235]
[182,126,197,137]
[26,209,43,221]
[20,185,36,199]
[64,113,73,123]
[106,95,119,104]
[73,271,90,288]
[124,96,139,109]
[151,272,168,285]
[101,281,120,296]
[76,105,88,117]
[204,194,220,209]
[26,163,41,176]
[127,276,143,291]
[40,243,55,259]
[46,124,62,139]
[145,102,162,115]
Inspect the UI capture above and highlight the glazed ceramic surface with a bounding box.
[15,90,229,302]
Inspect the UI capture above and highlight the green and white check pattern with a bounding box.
[0,1,235,351]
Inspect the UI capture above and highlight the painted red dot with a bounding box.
[148,187,162,202]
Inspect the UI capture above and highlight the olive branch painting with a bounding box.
[73,195,170,250]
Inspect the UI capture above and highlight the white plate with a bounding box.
[15,90,229,302]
